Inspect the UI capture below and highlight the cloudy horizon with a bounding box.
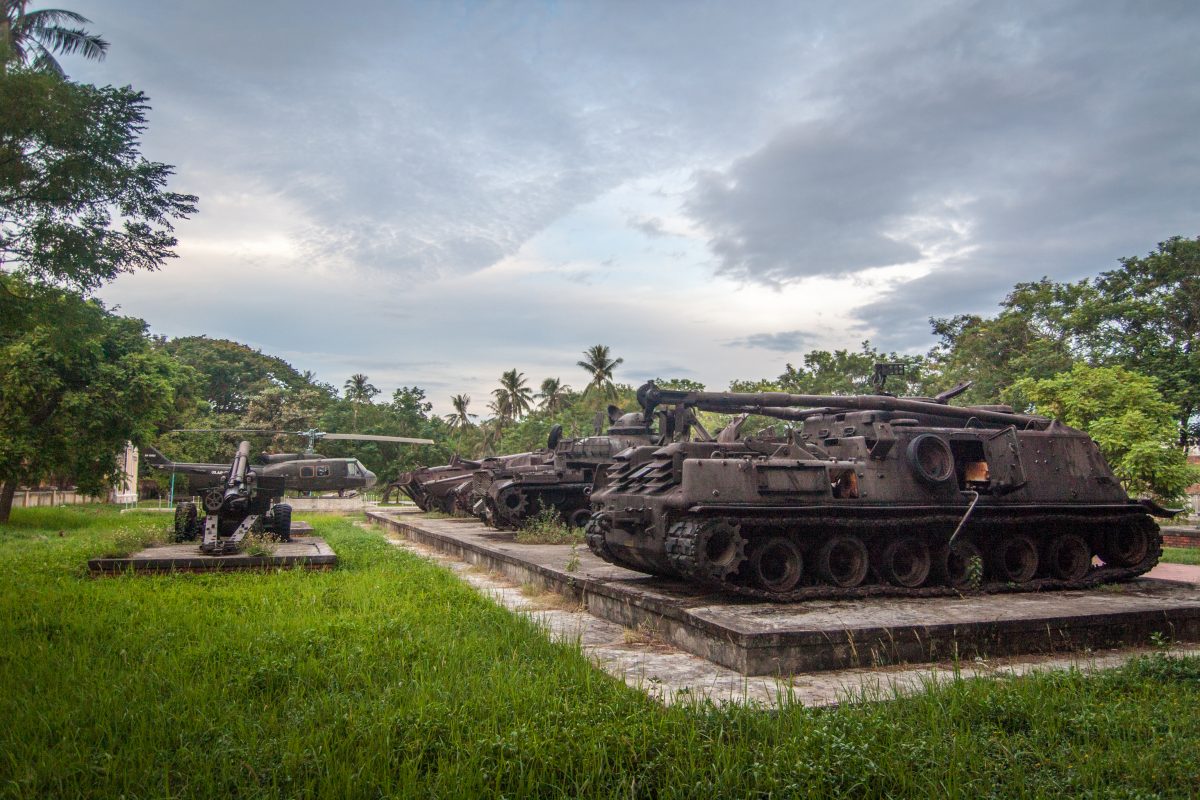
[69,0,1199,413]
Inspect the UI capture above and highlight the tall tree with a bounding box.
[444,393,476,428]
[343,373,379,431]
[0,68,197,291]
[164,336,319,415]
[1012,364,1198,501]
[1076,236,1200,446]
[577,344,623,399]
[0,1,108,75]
[0,275,194,522]
[927,280,1083,405]
[491,369,532,422]
[536,378,570,413]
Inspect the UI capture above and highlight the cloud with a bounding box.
[80,0,1200,407]
[628,215,670,238]
[725,330,812,352]
[682,1,1200,343]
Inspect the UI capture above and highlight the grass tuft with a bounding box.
[514,505,584,545]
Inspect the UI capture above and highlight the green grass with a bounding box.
[3,506,1200,798]
[1162,546,1200,565]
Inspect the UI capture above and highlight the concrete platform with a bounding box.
[368,510,1200,676]
[89,528,336,574]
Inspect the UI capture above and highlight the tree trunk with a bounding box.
[0,481,16,524]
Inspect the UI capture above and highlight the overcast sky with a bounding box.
[73,0,1199,414]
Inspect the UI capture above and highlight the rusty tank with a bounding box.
[584,380,1171,601]
[384,456,479,511]
[474,406,694,530]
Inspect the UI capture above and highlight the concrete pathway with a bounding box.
[370,518,1199,707]
[1148,562,1200,583]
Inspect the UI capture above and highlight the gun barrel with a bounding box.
[225,440,253,492]
[640,384,1050,429]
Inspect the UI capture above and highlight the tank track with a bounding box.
[584,512,621,563]
[629,510,1162,602]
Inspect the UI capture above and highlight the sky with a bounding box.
[69,0,1200,415]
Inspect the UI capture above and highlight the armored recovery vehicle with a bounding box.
[585,381,1172,601]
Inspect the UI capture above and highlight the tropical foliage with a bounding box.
[0,67,197,292]
[577,344,623,399]
[0,1,108,75]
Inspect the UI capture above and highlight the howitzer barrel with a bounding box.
[639,383,1051,430]
[222,441,254,508]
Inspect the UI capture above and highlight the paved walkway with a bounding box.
[1148,561,1200,583]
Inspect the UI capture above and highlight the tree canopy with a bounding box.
[0,274,194,520]
[1012,364,1198,501]
[0,68,197,292]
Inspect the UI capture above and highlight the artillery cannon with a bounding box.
[173,440,293,554]
[585,380,1171,601]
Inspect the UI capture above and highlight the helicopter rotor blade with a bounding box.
[172,428,286,434]
[320,433,434,445]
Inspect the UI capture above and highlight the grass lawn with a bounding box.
[2,506,1199,798]
[1162,546,1200,566]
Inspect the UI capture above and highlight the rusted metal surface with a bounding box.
[473,410,684,530]
[586,380,1169,601]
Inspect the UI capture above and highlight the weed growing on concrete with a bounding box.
[514,505,584,545]
[242,531,277,557]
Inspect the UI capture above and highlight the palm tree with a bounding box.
[577,344,623,399]
[444,394,476,428]
[537,377,570,413]
[343,373,379,431]
[1,2,108,76]
[492,369,533,422]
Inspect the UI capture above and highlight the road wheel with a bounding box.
[990,534,1038,583]
[567,508,592,528]
[1043,533,1091,581]
[814,534,869,588]
[1098,517,1154,568]
[934,539,983,590]
[273,504,292,542]
[878,536,932,588]
[748,536,804,593]
[174,502,198,542]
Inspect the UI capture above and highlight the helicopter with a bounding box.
[143,428,434,497]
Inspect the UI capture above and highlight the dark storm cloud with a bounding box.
[684,1,1200,345]
[725,330,812,352]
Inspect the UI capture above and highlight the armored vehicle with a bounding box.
[386,456,481,510]
[474,406,704,530]
[585,381,1171,600]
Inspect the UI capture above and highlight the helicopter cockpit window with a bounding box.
[317,465,330,477]
[346,462,360,476]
